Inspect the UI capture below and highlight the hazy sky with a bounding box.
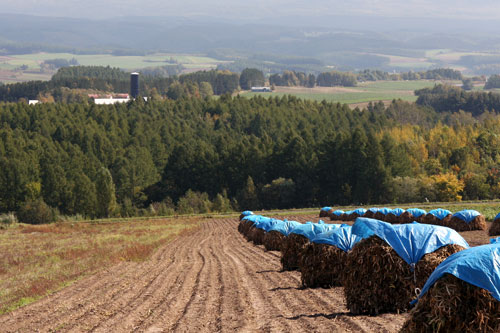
[2,0,500,20]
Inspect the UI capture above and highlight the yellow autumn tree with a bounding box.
[432,173,464,202]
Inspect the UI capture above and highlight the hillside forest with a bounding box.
[1,90,500,221]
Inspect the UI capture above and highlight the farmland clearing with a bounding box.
[240,80,456,105]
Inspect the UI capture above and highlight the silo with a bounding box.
[130,72,139,98]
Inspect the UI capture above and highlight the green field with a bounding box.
[0,52,228,83]
[240,80,444,105]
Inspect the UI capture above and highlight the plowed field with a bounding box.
[0,217,412,332]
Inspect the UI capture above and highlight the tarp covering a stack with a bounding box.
[424,208,452,226]
[263,219,302,251]
[489,212,500,236]
[343,218,469,314]
[373,207,391,221]
[401,208,427,223]
[248,216,280,244]
[351,218,469,266]
[312,224,364,252]
[299,224,362,288]
[402,242,500,332]
[348,208,367,221]
[320,206,332,217]
[491,237,500,244]
[330,210,344,221]
[385,208,405,224]
[281,222,335,271]
[447,209,486,231]
[363,207,379,218]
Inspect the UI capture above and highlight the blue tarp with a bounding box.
[389,208,405,217]
[260,219,283,232]
[321,207,332,212]
[241,210,253,217]
[495,212,500,221]
[379,207,392,215]
[332,210,344,216]
[268,220,302,236]
[352,218,469,266]
[416,242,500,302]
[406,208,427,218]
[242,214,260,223]
[428,209,452,220]
[491,237,500,244]
[452,210,481,223]
[368,207,380,213]
[289,222,335,240]
[253,217,278,231]
[311,225,365,252]
[344,210,354,215]
[354,208,367,215]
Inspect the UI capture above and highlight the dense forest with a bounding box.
[1,94,500,221]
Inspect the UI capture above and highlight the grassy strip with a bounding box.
[0,217,201,314]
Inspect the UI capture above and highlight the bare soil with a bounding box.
[0,216,408,332]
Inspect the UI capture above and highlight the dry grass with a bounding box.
[0,218,201,314]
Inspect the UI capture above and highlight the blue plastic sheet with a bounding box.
[416,242,500,302]
[332,210,344,216]
[452,210,481,223]
[354,208,367,215]
[345,210,354,215]
[253,216,277,231]
[390,208,405,217]
[352,218,469,266]
[261,219,283,232]
[491,237,500,244]
[321,207,332,212]
[368,207,380,214]
[268,220,302,236]
[311,225,365,252]
[406,208,427,218]
[241,210,253,217]
[379,207,391,215]
[289,222,335,240]
[495,212,500,221]
[428,208,452,220]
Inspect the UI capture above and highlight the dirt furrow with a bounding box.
[0,217,407,333]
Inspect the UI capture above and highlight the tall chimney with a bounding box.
[130,72,139,98]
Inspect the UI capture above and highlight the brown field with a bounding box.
[0,218,201,315]
[0,213,493,332]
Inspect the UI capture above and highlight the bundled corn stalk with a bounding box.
[299,242,347,288]
[489,216,500,236]
[400,209,427,224]
[249,227,266,245]
[343,236,465,315]
[320,207,333,218]
[373,208,390,222]
[399,211,415,224]
[400,274,499,333]
[423,209,451,226]
[363,208,379,219]
[385,209,404,224]
[446,214,486,232]
[329,210,344,221]
[263,230,286,251]
[241,220,255,239]
[281,234,309,271]
[348,209,367,221]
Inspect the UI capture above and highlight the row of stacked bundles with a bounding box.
[238,211,500,332]
[320,206,493,232]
